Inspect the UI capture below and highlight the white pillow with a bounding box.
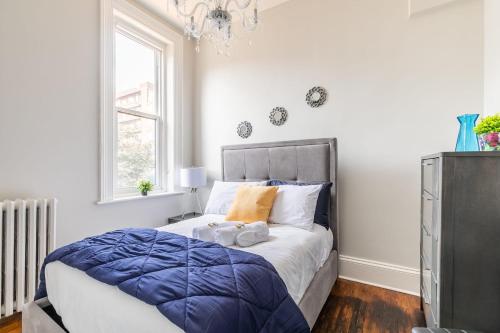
[269,185,322,230]
[204,181,267,215]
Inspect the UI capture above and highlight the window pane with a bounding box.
[117,112,156,189]
[115,31,157,115]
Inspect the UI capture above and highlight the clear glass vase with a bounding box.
[455,114,479,152]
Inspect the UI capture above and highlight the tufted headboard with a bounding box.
[221,138,338,250]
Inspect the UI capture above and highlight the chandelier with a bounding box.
[171,0,260,54]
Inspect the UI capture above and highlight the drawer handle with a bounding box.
[422,290,430,304]
[421,284,431,304]
[422,162,434,166]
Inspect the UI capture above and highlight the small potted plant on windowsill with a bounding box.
[474,114,500,151]
[138,180,154,196]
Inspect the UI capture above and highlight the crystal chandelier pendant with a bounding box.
[172,0,259,54]
[208,7,232,31]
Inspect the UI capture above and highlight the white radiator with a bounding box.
[0,199,56,318]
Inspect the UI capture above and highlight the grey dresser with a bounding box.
[420,152,500,333]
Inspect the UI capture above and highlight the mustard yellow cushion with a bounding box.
[225,186,279,223]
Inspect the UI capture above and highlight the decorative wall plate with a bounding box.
[269,107,288,126]
[306,87,328,108]
[237,121,253,139]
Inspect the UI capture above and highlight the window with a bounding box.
[114,28,163,194]
[100,0,183,202]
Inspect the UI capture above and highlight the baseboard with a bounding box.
[339,255,420,296]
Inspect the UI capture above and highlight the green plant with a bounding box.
[474,114,500,135]
[137,180,154,194]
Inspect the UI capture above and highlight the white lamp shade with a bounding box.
[180,167,207,188]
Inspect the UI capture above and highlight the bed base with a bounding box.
[299,250,338,329]
[23,250,338,333]
[23,298,67,333]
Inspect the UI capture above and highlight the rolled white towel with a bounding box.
[214,224,246,246]
[236,222,269,247]
[241,221,268,232]
[192,222,240,242]
[192,225,215,242]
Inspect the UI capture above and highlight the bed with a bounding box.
[24,138,339,333]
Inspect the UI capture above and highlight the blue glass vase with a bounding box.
[455,114,479,152]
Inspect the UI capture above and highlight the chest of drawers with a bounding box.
[420,152,500,333]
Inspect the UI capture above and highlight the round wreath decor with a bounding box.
[236,121,253,139]
[306,87,328,108]
[269,107,288,126]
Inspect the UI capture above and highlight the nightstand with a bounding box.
[168,212,202,224]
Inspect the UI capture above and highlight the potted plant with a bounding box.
[137,180,154,196]
[474,114,500,151]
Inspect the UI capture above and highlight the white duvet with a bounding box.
[45,215,333,333]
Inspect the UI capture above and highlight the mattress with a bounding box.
[45,215,333,333]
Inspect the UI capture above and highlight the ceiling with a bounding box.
[134,0,293,31]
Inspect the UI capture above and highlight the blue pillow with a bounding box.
[267,180,332,230]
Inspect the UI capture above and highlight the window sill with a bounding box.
[97,191,184,205]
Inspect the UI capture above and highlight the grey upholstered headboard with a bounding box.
[221,138,338,250]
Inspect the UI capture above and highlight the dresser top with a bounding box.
[422,152,500,159]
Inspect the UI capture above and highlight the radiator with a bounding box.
[0,199,56,318]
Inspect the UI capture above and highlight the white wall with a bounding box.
[193,0,483,293]
[409,0,459,16]
[484,0,500,116]
[0,0,195,246]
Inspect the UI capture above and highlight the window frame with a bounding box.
[100,0,184,203]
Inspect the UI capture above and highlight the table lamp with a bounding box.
[180,167,207,216]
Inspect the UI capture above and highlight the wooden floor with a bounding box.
[0,279,424,333]
[313,279,425,333]
[0,313,21,333]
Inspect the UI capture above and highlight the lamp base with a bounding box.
[181,188,203,219]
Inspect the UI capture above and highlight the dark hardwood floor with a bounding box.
[0,313,21,333]
[0,279,424,333]
[313,279,425,333]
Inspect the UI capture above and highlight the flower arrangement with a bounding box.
[137,180,154,196]
[474,114,500,151]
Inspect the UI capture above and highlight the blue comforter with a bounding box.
[35,228,309,333]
